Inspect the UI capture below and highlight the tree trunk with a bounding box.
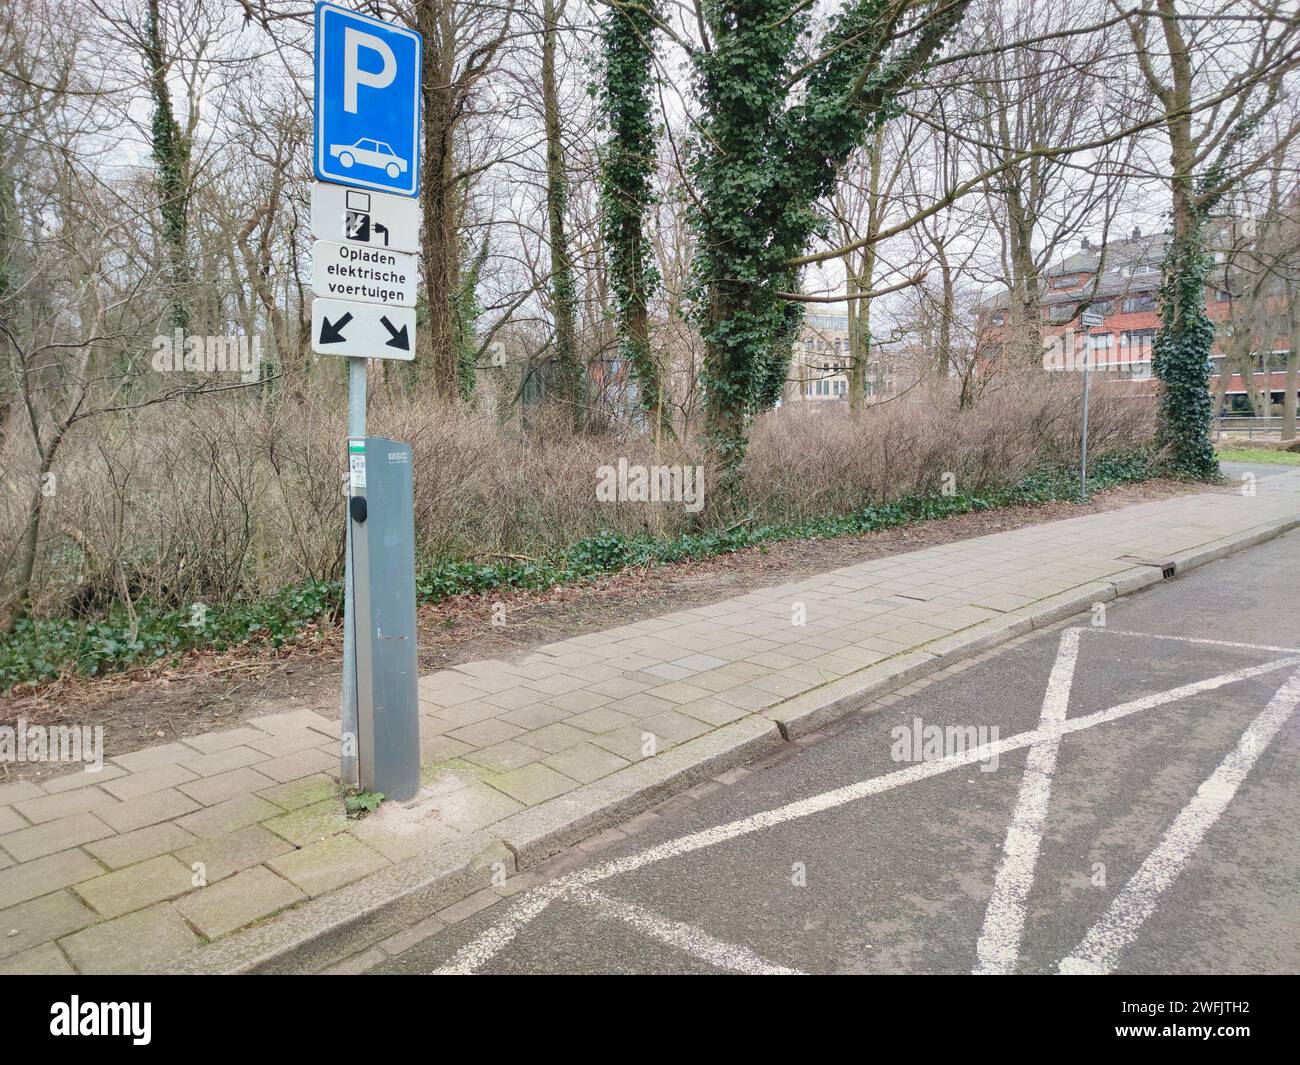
[417,0,462,401]
[542,0,581,429]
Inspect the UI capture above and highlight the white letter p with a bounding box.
[344,28,396,113]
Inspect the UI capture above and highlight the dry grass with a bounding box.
[0,374,1154,618]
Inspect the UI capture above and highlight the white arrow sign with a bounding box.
[312,241,417,307]
[311,181,423,254]
[312,298,416,361]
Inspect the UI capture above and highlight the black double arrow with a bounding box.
[318,311,409,351]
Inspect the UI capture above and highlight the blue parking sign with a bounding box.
[314,2,422,197]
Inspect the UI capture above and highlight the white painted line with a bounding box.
[1058,666,1300,975]
[973,628,1081,975]
[438,653,1300,973]
[1100,629,1300,655]
[572,888,805,975]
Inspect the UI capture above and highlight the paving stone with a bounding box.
[638,709,713,744]
[257,774,338,811]
[181,727,269,754]
[418,760,490,796]
[175,865,305,939]
[589,724,662,762]
[13,786,117,824]
[98,788,200,833]
[488,763,578,805]
[542,742,631,784]
[247,729,326,758]
[567,706,638,733]
[41,766,126,793]
[608,692,677,718]
[671,653,729,672]
[178,766,277,807]
[111,743,194,772]
[522,672,589,696]
[176,825,294,884]
[0,940,74,974]
[673,697,752,726]
[347,811,459,862]
[500,703,573,730]
[519,721,591,755]
[262,798,349,846]
[175,745,267,777]
[0,889,97,959]
[100,763,199,802]
[84,823,197,870]
[419,734,473,763]
[714,684,782,711]
[463,740,545,773]
[0,812,114,862]
[0,806,28,835]
[433,782,523,832]
[447,718,523,748]
[176,795,281,840]
[586,676,651,699]
[0,782,46,805]
[59,902,200,974]
[72,854,195,918]
[266,833,388,897]
[434,700,509,727]
[0,849,105,910]
[482,687,549,711]
[646,681,713,705]
[246,708,336,736]
[255,746,337,784]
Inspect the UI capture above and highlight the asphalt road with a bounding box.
[376,528,1300,975]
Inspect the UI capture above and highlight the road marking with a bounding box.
[1102,630,1300,655]
[1058,665,1300,975]
[973,628,1081,975]
[436,639,1299,974]
[571,888,804,975]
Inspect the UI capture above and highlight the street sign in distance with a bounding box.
[312,298,417,361]
[1080,311,1105,328]
[312,241,418,308]
[311,182,423,255]
[314,2,422,197]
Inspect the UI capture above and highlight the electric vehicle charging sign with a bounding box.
[314,2,422,197]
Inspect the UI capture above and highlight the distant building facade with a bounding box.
[976,229,1295,412]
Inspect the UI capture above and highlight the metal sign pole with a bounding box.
[1080,326,1091,501]
[340,354,366,787]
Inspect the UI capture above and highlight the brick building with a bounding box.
[978,229,1295,412]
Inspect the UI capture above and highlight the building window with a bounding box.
[990,312,1006,326]
[1130,263,1158,276]
[1049,275,1077,289]
[1122,292,1157,313]
[1089,333,1114,349]
[1048,304,1074,323]
[1089,299,1115,316]
[1216,289,1232,302]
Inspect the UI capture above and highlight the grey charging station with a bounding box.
[348,436,420,801]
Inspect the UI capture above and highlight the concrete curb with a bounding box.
[170,507,1300,973]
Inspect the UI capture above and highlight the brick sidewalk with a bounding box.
[3,472,1298,973]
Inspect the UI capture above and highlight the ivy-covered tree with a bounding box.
[598,0,666,437]
[144,0,192,332]
[1122,0,1300,479]
[688,0,970,482]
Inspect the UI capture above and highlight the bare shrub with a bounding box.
[0,374,1154,619]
